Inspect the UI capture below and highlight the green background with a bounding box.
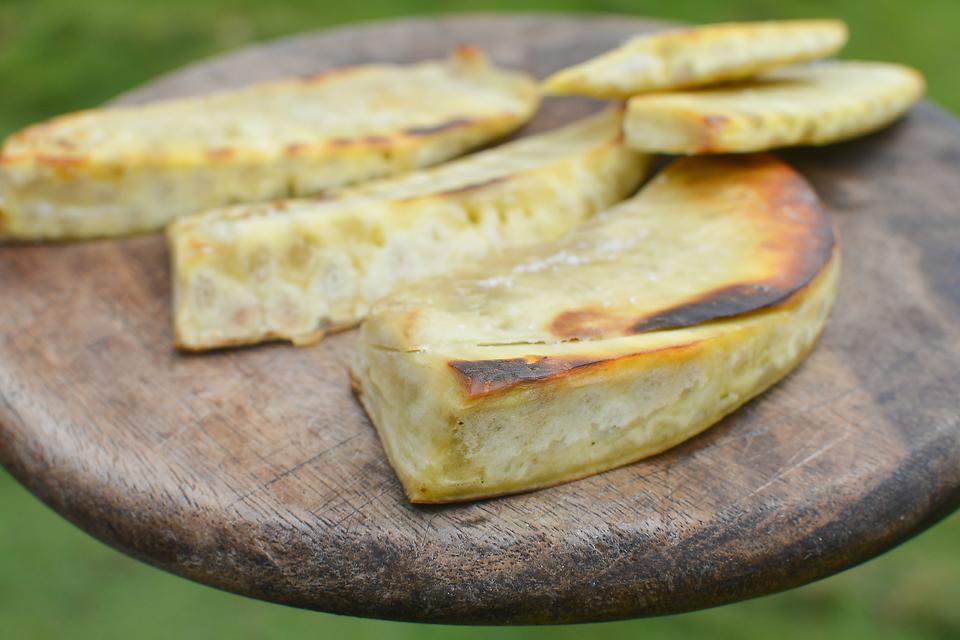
[1,1,957,638]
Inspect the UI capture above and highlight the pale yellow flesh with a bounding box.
[355,254,838,503]
[364,155,830,350]
[354,155,838,503]
[0,49,539,240]
[625,61,925,154]
[169,110,650,350]
[543,20,848,99]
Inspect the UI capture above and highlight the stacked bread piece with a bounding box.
[0,20,929,502]
[545,20,925,154]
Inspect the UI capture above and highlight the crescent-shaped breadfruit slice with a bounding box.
[169,109,649,351]
[0,48,539,240]
[625,61,925,154]
[542,20,848,99]
[353,154,839,503]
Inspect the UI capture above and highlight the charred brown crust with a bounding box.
[348,368,364,402]
[406,118,473,137]
[548,308,635,340]
[449,355,609,397]
[549,154,835,341]
[448,342,699,397]
[630,283,781,333]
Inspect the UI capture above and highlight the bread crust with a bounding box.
[0,49,540,240]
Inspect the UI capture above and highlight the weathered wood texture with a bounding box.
[1,14,959,625]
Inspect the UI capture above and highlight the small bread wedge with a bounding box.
[353,155,838,503]
[0,48,539,240]
[625,61,925,154]
[543,20,847,99]
[169,109,649,351]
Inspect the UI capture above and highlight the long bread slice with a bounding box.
[169,109,649,350]
[543,20,848,99]
[353,155,838,503]
[0,48,539,240]
[625,61,925,154]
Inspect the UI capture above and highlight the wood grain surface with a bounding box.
[1,14,959,625]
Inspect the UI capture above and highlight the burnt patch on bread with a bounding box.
[348,368,365,403]
[630,282,785,333]
[324,134,393,147]
[449,341,702,397]
[548,154,836,340]
[549,308,635,340]
[449,355,608,396]
[392,176,510,204]
[406,118,472,137]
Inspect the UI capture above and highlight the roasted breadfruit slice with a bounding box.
[353,155,839,503]
[169,109,649,351]
[0,48,539,240]
[625,61,925,154]
[542,20,847,99]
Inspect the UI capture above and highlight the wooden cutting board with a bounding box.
[1,14,959,625]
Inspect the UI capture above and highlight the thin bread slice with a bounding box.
[543,20,848,99]
[353,155,838,503]
[625,61,925,154]
[169,109,650,350]
[0,48,539,240]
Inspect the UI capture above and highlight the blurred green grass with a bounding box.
[1,1,958,638]
[0,0,958,137]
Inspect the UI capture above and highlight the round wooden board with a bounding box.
[2,14,959,625]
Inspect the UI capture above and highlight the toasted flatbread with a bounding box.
[0,48,539,240]
[354,155,838,503]
[543,20,848,99]
[169,109,649,351]
[625,61,925,154]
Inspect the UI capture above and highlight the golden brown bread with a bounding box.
[543,20,848,98]
[625,61,925,153]
[354,154,839,503]
[0,48,539,240]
